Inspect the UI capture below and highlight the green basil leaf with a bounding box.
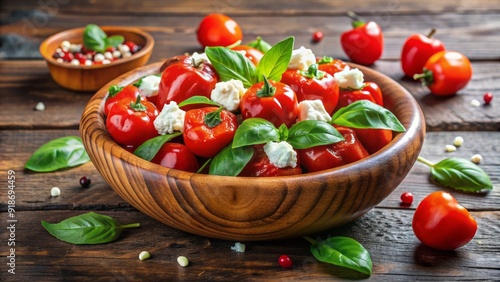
[177,95,220,108]
[257,36,294,82]
[83,24,107,52]
[306,236,372,276]
[232,118,280,148]
[41,212,140,245]
[431,157,493,192]
[288,120,344,149]
[209,144,254,176]
[205,47,258,88]
[134,133,182,161]
[331,100,406,132]
[105,35,124,49]
[25,136,90,172]
[247,36,272,53]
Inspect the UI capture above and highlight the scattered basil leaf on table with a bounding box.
[209,144,254,176]
[287,120,344,149]
[417,156,493,192]
[331,100,406,132]
[25,136,90,172]
[134,132,182,161]
[42,212,140,245]
[304,236,372,276]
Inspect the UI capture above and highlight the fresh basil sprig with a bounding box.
[42,212,140,245]
[304,236,372,276]
[134,132,182,161]
[83,24,124,53]
[25,136,90,172]
[209,144,254,176]
[177,95,220,108]
[417,156,493,192]
[205,36,294,88]
[287,120,345,149]
[232,118,280,148]
[331,100,406,132]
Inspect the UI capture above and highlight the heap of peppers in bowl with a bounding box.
[103,37,406,177]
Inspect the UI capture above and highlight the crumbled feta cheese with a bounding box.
[102,59,111,65]
[138,75,162,98]
[104,51,113,60]
[56,58,64,63]
[263,141,297,168]
[94,53,105,63]
[154,101,186,135]
[191,52,210,64]
[35,102,45,111]
[70,59,80,65]
[231,242,246,253]
[288,46,316,70]
[60,40,71,49]
[470,99,481,107]
[69,44,81,53]
[84,60,93,66]
[453,136,464,147]
[297,100,331,122]
[445,144,457,152]
[471,154,483,164]
[118,44,130,54]
[51,187,60,197]
[112,50,122,58]
[122,52,132,58]
[210,79,246,111]
[334,68,364,89]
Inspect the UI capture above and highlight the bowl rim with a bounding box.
[39,26,154,70]
[81,61,426,185]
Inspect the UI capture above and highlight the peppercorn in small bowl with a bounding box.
[80,62,425,241]
[40,26,154,92]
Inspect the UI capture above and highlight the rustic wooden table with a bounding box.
[1,1,499,281]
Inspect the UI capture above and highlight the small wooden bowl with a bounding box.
[80,62,425,241]
[39,26,154,92]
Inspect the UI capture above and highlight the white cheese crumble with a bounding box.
[334,68,364,89]
[263,141,297,168]
[288,46,316,70]
[445,144,457,152]
[297,100,331,122]
[210,79,246,111]
[471,154,483,164]
[453,136,464,147]
[35,102,45,111]
[470,99,481,107]
[191,52,210,65]
[51,187,60,197]
[154,101,186,135]
[138,75,162,98]
[231,242,246,253]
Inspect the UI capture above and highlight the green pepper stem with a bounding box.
[303,236,317,245]
[129,95,147,112]
[417,156,436,167]
[427,28,437,38]
[413,69,434,86]
[347,11,365,28]
[257,75,277,97]
[119,223,141,229]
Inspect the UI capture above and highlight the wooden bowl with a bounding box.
[80,62,425,241]
[39,26,154,92]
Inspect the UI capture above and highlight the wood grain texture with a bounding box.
[78,62,425,240]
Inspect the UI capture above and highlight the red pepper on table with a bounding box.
[414,50,472,96]
[401,28,446,77]
[106,95,159,148]
[280,63,340,115]
[298,126,369,172]
[157,55,219,111]
[340,11,383,65]
[183,106,238,158]
[412,191,477,250]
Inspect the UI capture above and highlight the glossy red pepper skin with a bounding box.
[335,86,377,112]
[412,191,477,250]
[316,57,350,75]
[157,56,218,111]
[352,128,392,154]
[151,142,199,172]
[280,67,339,115]
[106,97,158,148]
[240,79,299,128]
[414,51,472,96]
[401,29,446,77]
[231,45,264,66]
[239,145,302,177]
[341,16,383,65]
[298,126,369,172]
[183,107,238,158]
[104,85,145,116]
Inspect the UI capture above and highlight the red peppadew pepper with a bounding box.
[401,28,446,77]
[106,95,158,148]
[340,12,383,65]
[239,145,302,177]
[414,51,472,96]
[412,191,477,250]
[280,64,339,115]
[157,56,218,111]
[298,126,369,172]
[316,56,350,75]
[151,142,199,172]
[104,85,145,116]
[240,76,299,128]
[183,106,238,158]
[231,45,264,66]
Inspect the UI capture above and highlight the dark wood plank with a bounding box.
[1,209,498,281]
[1,130,498,212]
[1,60,499,131]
